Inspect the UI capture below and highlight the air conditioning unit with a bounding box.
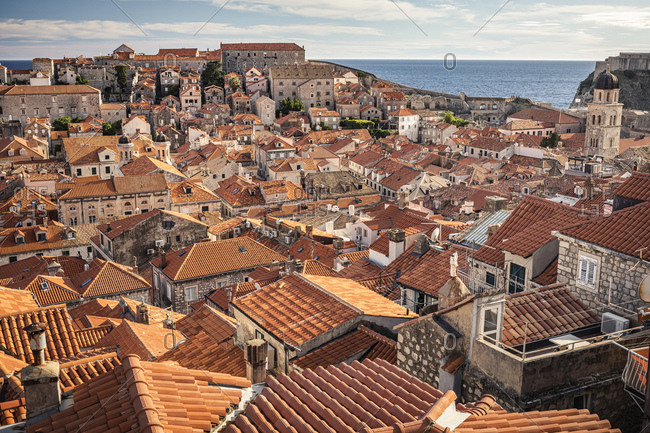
[601,312,629,334]
[147,248,155,255]
[284,236,291,244]
[271,230,278,238]
[233,227,241,235]
[155,239,164,247]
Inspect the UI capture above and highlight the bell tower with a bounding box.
[584,65,622,159]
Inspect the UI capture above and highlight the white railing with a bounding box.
[622,349,647,396]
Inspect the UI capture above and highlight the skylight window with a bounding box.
[40,282,49,291]
[80,278,92,288]
[297,247,304,253]
[239,246,247,253]
[178,250,187,257]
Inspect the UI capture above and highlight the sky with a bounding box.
[0,0,649,61]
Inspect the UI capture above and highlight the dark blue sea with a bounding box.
[2,59,594,109]
[325,59,595,109]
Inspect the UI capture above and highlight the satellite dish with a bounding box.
[639,275,650,303]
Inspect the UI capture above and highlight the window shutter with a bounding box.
[579,258,588,283]
[587,260,596,284]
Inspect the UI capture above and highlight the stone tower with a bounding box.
[584,65,623,159]
[117,134,134,167]
[154,132,172,164]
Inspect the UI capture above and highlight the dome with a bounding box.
[118,134,130,144]
[594,69,619,90]
[155,133,168,143]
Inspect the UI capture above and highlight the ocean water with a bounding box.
[2,59,594,109]
[325,59,595,109]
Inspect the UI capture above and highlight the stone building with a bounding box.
[232,273,416,374]
[584,67,623,159]
[0,85,101,123]
[91,209,209,268]
[254,95,275,125]
[57,174,170,226]
[220,42,305,74]
[395,284,636,432]
[269,64,334,110]
[151,236,288,314]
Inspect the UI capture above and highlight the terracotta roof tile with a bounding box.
[560,201,650,259]
[0,286,39,316]
[0,306,80,363]
[94,320,182,361]
[153,237,287,281]
[69,258,151,298]
[175,304,237,343]
[28,354,250,433]
[502,284,599,346]
[293,325,397,370]
[613,171,650,202]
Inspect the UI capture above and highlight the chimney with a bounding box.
[161,249,167,269]
[387,229,405,264]
[269,260,282,272]
[398,191,408,210]
[305,225,313,239]
[47,260,62,277]
[438,254,470,310]
[42,216,48,227]
[484,196,508,213]
[332,238,344,256]
[486,224,501,241]
[136,302,150,324]
[413,234,430,257]
[334,256,351,272]
[348,204,355,215]
[21,323,61,424]
[244,339,268,384]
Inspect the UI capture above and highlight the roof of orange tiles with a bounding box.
[75,324,114,349]
[0,286,39,316]
[474,196,585,266]
[532,258,558,286]
[69,258,151,298]
[0,351,27,376]
[156,330,246,377]
[502,284,599,346]
[94,320,182,361]
[153,236,287,281]
[0,255,87,285]
[223,358,620,433]
[0,306,80,364]
[397,247,468,297]
[10,275,80,306]
[175,304,237,343]
[293,325,397,370]
[27,354,251,433]
[302,259,339,277]
[560,201,650,259]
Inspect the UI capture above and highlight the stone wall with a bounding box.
[556,235,649,312]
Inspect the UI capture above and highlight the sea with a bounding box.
[1,58,595,109]
[325,59,595,109]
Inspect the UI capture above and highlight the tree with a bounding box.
[201,60,224,88]
[167,84,180,98]
[115,64,128,92]
[443,111,470,127]
[75,75,89,85]
[52,117,71,131]
[279,98,305,116]
[541,132,561,148]
[228,76,241,92]
[102,119,122,136]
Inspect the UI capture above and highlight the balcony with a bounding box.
[622,347,647,398]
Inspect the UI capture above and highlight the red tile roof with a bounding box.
[532,258,558,286]
[502,284,599,346]
[0,286,39,316]
[288,236,337,267]
[293,325,397,370]
[397,247,465,297]
[0,306,80,363]
[94,320,182,361]
[560,201,650,259]
[175,303,237,343]
[69,258,151,298]
[28,354,250,433]
[474,196,584,266]
[153,237,287,281]
[613,171,650,202]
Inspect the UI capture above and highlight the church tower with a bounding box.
[584,65,623,159]
[117,134,134,167]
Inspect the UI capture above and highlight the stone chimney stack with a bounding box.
[21,323,61,424]
[484,196,508,213]
[47,260,62,277]
[305,225,313,239]
[397,191,408,210]
[387,229,405,264]
[136,302,150,324]
[413,234,430,257]
[245,339,268,384]
[332,238,344,256]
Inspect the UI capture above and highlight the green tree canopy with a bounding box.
[102,119,122,136]
[228,76,241,92]
[75,75,89,85]
[52,117,71,131]
[443,111,470,127]
[115,64,128,91]
[201,61,224,88]
[279,98,305,116]
[541,132,561,148]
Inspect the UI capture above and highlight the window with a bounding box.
[578,256,598,288]
[176,235,181,242]
[76,168,82,176]
[508,263,526,294]
[481,305,501,342]
[255,330,265,340]
[485,272,495,287]
[36,233,46,242]
[62,250,70,256]
[184,287,198,302]
[91,167,97,175]
[9,256,17,263]
[573,393,591,410]
[89,215,97,223]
